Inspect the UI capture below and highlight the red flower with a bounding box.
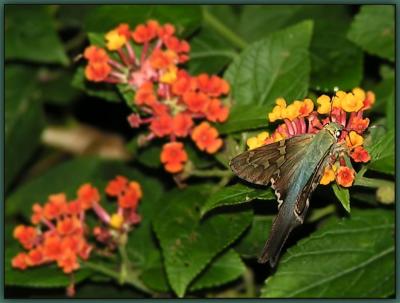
[85,62,111,82]
[150,49,177,70]
[351,146,371,163]
[150,114,173,137]
[106,176,128,197]
[183,92,209,113]
[12,253,28,270]
[132,21,158,43]
[57,251,79,274]
[171,70,196,95]
[160,142,188,173]
[135,82,157,106]
[44,194,68,220]
[13,225,37,250]
[173,113,193,137]
[26,248,44,266]
[84,46,109,63]
[336,166,355,187]
[43,235,63,260]
[77,184,100,210]
[191,122,223,154]
[197,74,230,97]
[205,99,229,122]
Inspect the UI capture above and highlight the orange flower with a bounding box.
[197,74,229,97]
[336,166,355,187]
[157,23,175,40]
[160,142,188,173]
[345,131,364,149]
[135,82,157,106]
[26,248,44,266]
[150,114,173,137]
[84,46,109,63]
[12,253,28,270]
[183,92,209,113]
[118,182,142,209]
[57,251,79,274]
[132,22,158,43]
[172,113,193,137]
[116,23,131,39]
[31,203,43,224]
[171,70,196,95]
[351,146,371,163]
[363,91,375,109]
[150,49,178,70]
[13,225,37,250]
[44,194,68,220]
[85,62,111,82]
[298,99,314,117]
[67,200,82,216]
[57,217,82,236]
[348,116,369,133]
[204,99,229,122]
[43,235,63,260]
[191,122,223,154]
[77,184,100,210]
[106,175,128,197]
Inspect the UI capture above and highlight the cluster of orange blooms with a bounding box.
[83,20,230,173]
[247,88,375,188]
[12,176,142,283]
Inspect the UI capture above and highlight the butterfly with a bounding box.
[229,122,347,267]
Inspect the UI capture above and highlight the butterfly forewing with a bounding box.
[229,134,315,195]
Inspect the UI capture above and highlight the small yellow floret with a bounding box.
[105,30,127,51]
[160,65,178,84]
[109,213,124,229]
[247,131,270,150]
[320,166,336,185]
[346,131,364,148]
[317,95,332,114]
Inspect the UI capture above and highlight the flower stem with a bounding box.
[202,8,247,50]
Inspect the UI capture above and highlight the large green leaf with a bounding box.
[5,5,68,65]
[365,129,394,175]
[348,5,394,62]
[85,5,201,35]
[223,21,313,133]
[190,249,245,292]
[234,216,273,259]
[236,5,362,91]
[5,243,92,288]
[153,186,252,297]
[261,209,394,298]
[201,183,275,216]
[5,65,45,191]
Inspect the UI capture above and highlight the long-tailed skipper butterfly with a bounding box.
[229,122,347,267]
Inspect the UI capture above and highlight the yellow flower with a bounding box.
[341,91,363,112]
[268,98,287,122]
[283,102,300,121]
[247,131,270,150]
[317,95,331,114]
[346,131,364,148]
[320,166,336,185]
[352,87,366,104]
[298,99,314,117]
[332,90,346,108]
[160,65,178,84]
[109,213,124,229]
[273,131,286,142]
[105,30,127,51]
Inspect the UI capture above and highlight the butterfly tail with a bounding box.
[257,205,297,267]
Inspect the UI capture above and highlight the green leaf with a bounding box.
[190,249,245,291]
[5,65,45,191]
[348,5,394,62]
[188,28,237,75]
[216,105,269,134]
[85,5,201,36]
[5,244,92,287]
[5,5,68,65]
[225,20,313,110]
[201,183,275,216]
[234,216,273,259]
[365,129,394,175]
[261,209,395,298]
[236,5,361,91]
[332,184,350,213]
[72,67,121,102]
[153,186,252,297]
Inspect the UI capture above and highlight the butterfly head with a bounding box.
[324,122,344,141]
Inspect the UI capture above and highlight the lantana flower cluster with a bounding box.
[83,20,230,174]
[246,88,375,188]
[12,176,142,295]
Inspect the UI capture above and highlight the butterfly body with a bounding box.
[229,122,344,267]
